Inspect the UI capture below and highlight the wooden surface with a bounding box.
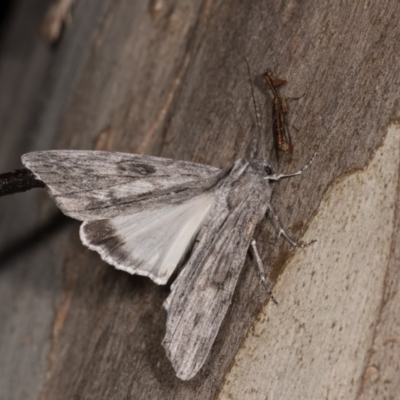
[0,1,399,399]
[220,124,400,399]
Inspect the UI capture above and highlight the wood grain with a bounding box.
[0,0,399,399]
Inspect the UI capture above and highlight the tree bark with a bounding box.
[0,1,399,399]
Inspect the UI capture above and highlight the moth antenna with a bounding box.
[244,57,262,158]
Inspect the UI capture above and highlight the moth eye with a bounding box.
[264,166,272,175]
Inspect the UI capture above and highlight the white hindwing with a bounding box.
[22,150,222,283]
[80,193,214,284]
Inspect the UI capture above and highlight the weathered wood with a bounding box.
[0,0,399,399]
[220,124,400,399]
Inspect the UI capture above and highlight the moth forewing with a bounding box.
[162,159,272,380]
[21,150,221,220]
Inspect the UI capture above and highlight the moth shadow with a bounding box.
[0,210,72,270]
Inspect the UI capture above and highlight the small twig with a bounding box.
[0,169,45,197]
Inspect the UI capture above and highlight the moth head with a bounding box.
[264,165,273,176]
[249,158,273,177]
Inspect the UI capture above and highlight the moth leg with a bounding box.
[266,203,316,248]
[251,240,278,304]
[266,152,317,181]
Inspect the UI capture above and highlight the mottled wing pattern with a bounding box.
[22,150,221,220]
[22,150,225,283]
[163,159,271,380]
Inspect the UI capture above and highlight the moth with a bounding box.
[21,149,313,380]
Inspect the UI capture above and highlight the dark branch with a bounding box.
[0,168,45,197]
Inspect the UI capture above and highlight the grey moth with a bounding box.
[21,150,312,380]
